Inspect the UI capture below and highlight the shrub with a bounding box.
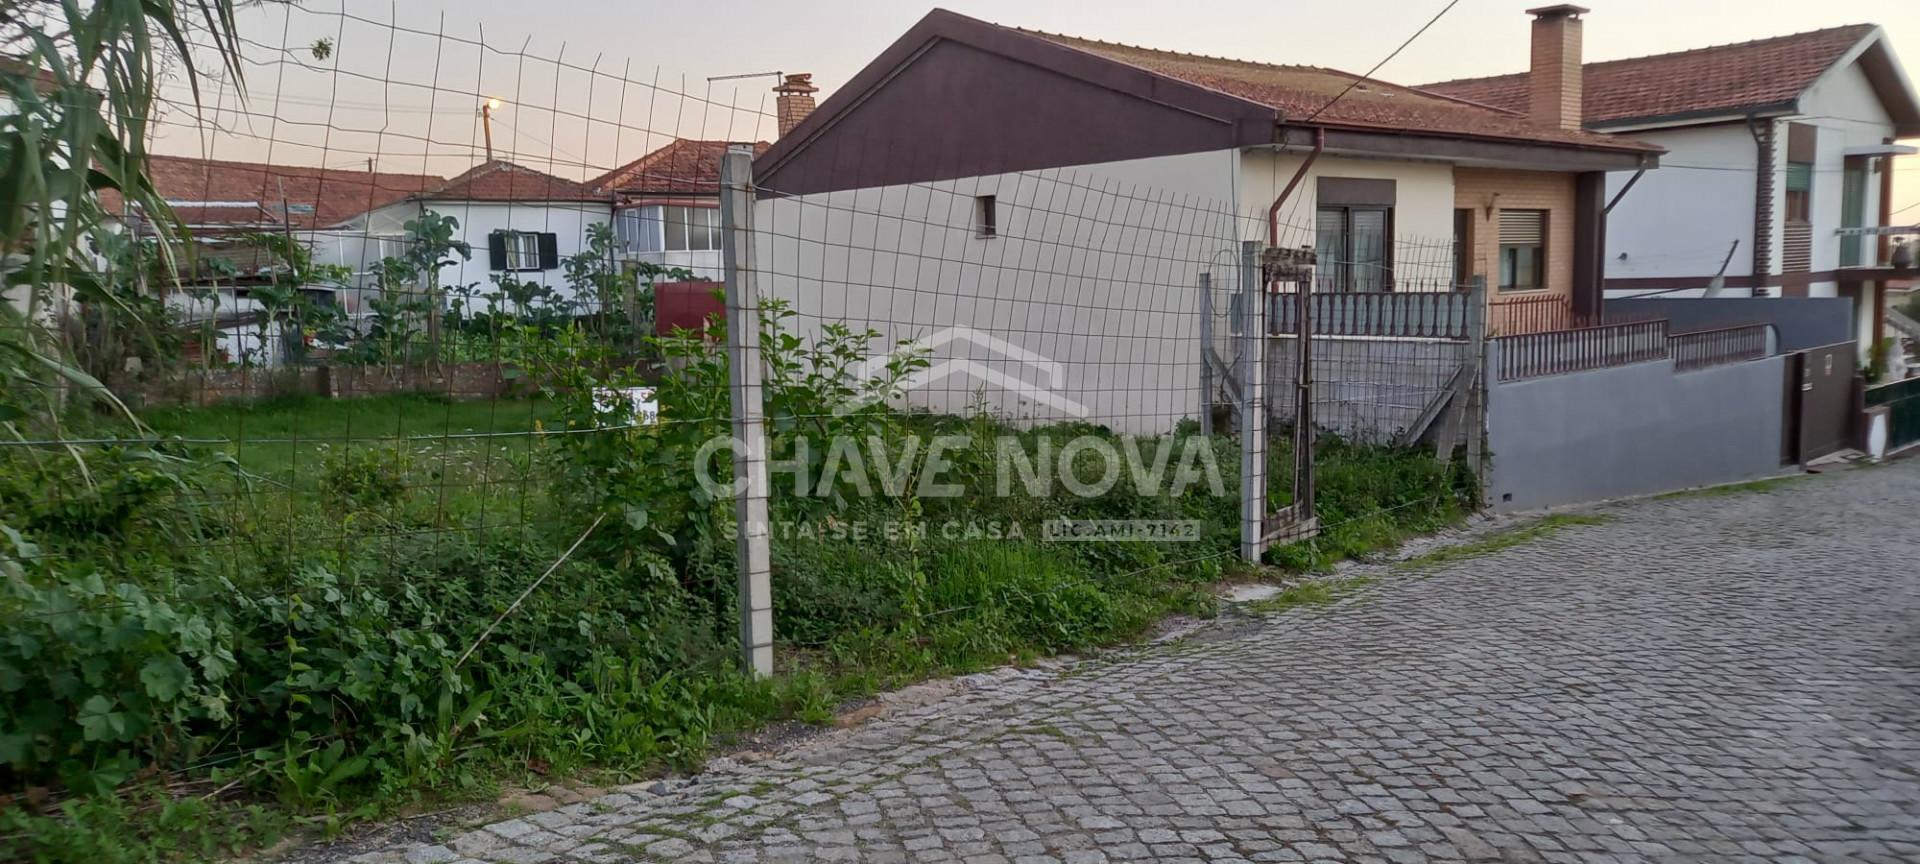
[318,445,410,509]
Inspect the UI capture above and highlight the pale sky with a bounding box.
[156,0,1918,218]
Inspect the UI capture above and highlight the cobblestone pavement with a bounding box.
[334,463,1920,863]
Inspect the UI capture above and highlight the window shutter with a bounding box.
[487,232,507,270]
[1498,210,1543,246]
[537,233,559,270]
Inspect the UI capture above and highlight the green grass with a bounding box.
[1394,513,1610,572]
[143,393,553,478]
[8,396,1474,863]
[1654,476,1800,500]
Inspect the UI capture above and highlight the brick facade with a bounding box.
[1453,167,1577,301]
[1527,8,1585,130]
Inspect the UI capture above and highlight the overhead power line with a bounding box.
[1307,0,1463,123]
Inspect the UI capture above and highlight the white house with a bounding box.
[98,153,440,365]
[1425,13,1920,360]
[594,138,772,282]
[343,160,613,313]
[750,8,1661,433]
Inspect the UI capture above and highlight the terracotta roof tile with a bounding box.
[1420,24,1876,126]
[591,139,771,197]
[420,160,607,203]
[1026,30,1658,152]
[103,154,440,230]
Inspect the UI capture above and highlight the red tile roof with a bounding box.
[1026,31,1659,153]
[103,154,441,230]
[591,139,771,197]
[0,55,62,95]
[420,160,608,203]
[1420,25,1878,127]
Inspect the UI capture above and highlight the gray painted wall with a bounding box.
[1486,345,1787,512]
[1607,297,1852,352]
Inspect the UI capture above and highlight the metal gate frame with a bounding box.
[1239,241,1319,561]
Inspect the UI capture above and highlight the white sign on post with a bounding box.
[591,386,658,426]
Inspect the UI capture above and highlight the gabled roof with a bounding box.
[1421,24,1920,135]
[418,160,607,204]
[591,139,770,197]
[758,9,1659,195]
[1026,30,1658,153]
[103,154,441,230]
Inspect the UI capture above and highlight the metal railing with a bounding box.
[1670,324,1771,372]
[1269,289,1475,339]
[1866,376,1920,452]
[1497,319,1670,382]
[1488,293,1588,336]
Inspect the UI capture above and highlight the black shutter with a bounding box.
[537,233,559,270]
[487,232,507,270]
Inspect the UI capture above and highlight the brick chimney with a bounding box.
[774,73,818,137]
[1526,5,1588,130]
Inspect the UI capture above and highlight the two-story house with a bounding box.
[593,138,770,282]
[1424,8,1920,361]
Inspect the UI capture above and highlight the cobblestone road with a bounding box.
[339,462,1920,864]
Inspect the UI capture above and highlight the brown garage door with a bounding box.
[1783,342,1858,464]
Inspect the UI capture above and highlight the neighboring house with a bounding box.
[102,154,439,364]
[593,138,771,281]
[1424,10,1920,360]
[347,160,612,311]
[116,154,440,278]
[750,8,1659,431]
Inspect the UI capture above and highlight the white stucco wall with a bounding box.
[629,249,723,282]
[1604,124,1760,286]
[1796,60,1893,293]
[1236,149,1457,263]
[337,199,611,312]
[752,149,1241,434]
[1604,60,1899,303]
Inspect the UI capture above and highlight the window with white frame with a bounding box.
[611,204,721,254]
[503,231,541,270]
[664,205,721,251]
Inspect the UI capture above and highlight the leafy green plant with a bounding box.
[317,445,410,510]
[343,211,473,368]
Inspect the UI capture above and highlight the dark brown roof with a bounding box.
[591,139,770,197]
[420,160,607,203]
[1026,30,1659,153]
[103,154,441,230]
[1420,24,1902,129]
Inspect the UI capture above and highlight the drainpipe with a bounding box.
[1745,114,1776,296]
[1267,127,1325,253]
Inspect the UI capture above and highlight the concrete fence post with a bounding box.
[1465,275,1488,493]
[719,147,773,678]
[1199,271,1214,437]
[1238,241,1266,562]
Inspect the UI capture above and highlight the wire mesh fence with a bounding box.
[0,2,1481,838]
